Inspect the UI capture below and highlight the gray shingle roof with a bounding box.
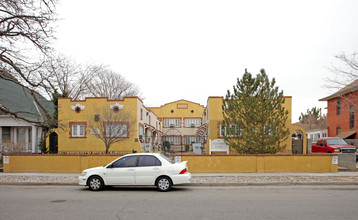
[0,77,54,124]
[319,80,358,101]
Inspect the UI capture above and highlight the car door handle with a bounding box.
[127,168,135,171]
[153,168,159,171]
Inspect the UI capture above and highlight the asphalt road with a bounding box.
[1,185,358,220]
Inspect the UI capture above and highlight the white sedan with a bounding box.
[78,153,191,192]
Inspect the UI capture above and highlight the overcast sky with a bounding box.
[54,0,358,122]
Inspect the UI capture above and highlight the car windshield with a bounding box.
[159,154,174,164]
[326,138,348,145]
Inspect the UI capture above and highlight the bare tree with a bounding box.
[0,0,57,126]
[39,59,141,101]
[0,1,142,142]
[326,52,358,89]
[0,0,57,84]
[83,67,141,100]
[325,52,358,116]
[38,54,106,99]
[87,106,135,154]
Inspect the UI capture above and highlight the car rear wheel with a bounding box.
[88,176,104,191]
[156,176,172,192]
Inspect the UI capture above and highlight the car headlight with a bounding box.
[334,148,340,153]
[80,171,87,176]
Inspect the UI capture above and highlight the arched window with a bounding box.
[336,126,341,135]
[349,105,355,129]
[337,100,341,115]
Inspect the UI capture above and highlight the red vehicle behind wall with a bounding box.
[312,137,358,161]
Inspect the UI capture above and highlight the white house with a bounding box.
[0,116,44,153]
[306,128,328,143]
[0,76,53,153]
[293,121,328,144]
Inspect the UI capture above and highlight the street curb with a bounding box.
[183,182,358,187]
[0,182,77,186]
[1,182,358,187]
[2,173,358,187]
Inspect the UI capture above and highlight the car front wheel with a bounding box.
[156,176,172,192]
[88,176,104,191]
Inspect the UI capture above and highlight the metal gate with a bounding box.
[292,139,303,154]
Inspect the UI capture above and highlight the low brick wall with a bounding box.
[3,154,338,173]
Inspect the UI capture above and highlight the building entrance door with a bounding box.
[49,132,58,154]
[292,130,303,154]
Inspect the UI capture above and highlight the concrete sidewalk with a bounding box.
[1,172,358,186]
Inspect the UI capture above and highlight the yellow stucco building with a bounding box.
[201,96,306,154]
[148,100,205,152]
[49,96,306,154]
[50,97,163,154]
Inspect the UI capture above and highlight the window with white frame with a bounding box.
[90,128,100,135]
[139,125,144,136]
[105,123,128,137]
[263,125,276,136]
[220,124,241,137]
[72,124,86,137]
[2,127,11,142]
[220,124,226,137]
[185,118,201,127]
[163,136,181,145]
[164,118,181,127]
[184,136,201,144]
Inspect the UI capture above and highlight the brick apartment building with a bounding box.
[320,80,358,139]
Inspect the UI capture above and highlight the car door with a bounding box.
[319,140,328,153]
[135,155,162,185]
[105,155,138,185]
[312,140,318,152]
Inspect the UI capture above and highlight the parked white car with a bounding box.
[78,153,191,192]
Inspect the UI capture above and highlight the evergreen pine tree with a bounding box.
[222,69,290,154]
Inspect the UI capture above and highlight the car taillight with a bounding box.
[179,168,187,174]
